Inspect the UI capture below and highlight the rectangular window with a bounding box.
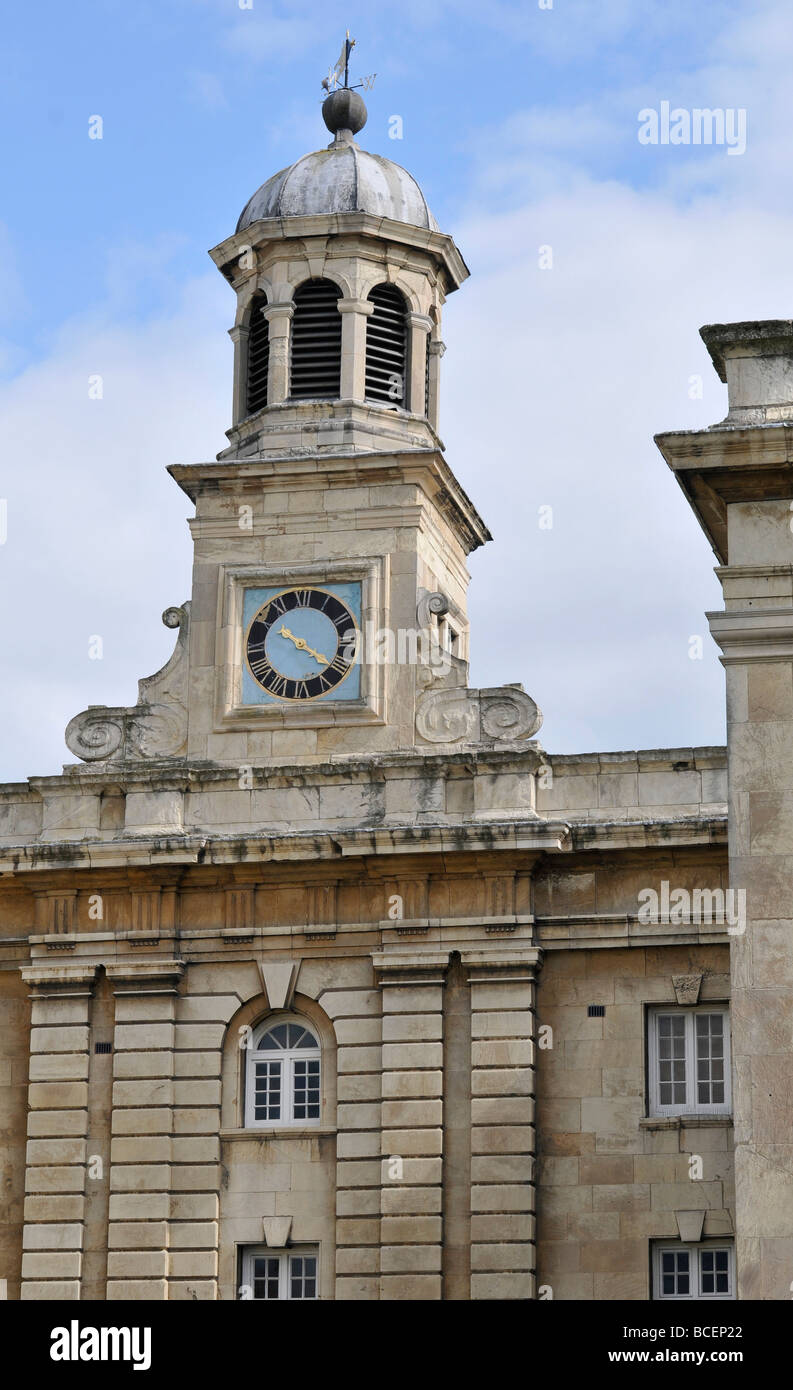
[648,1006,730,1116]
[653,1242,734,1300]
[240,1247,318,1301]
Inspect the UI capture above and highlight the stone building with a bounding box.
[0,84,789,1301]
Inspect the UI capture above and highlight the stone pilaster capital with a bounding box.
[21,962,98,996]
[263,302,295,324]
[337,298,375,316]
[105,959,185,995]
[460,947,543,983]
[228,324,250,344]
[408,313,433,333]
[428,339,446,358]
[372,950,450,987]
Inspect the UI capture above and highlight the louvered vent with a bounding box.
[290,279,342,399]
[424,329,432,416]
[246,293,270,415]
[365,284,407,405]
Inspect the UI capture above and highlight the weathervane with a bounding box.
[321,31,376,94]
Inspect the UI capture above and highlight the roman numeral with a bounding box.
[295,680,310,700]
[250,658,273,680]
[269,674,288,698]
[270,594,288,616]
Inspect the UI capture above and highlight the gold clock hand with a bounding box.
[277,625,329,666]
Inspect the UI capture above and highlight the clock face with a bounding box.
[244,586,359,702]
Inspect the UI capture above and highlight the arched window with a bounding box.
[365,283,407,405]
[245,1018,321,1127]
[289,279,342,399]
[246,292,270,415]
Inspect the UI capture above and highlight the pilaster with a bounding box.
[462,948,540,1299]
[263,302,294,406]
[373,951,449,1301]
[20,963,97,1300]
[332,976,383,1301]
[426,338,445,432]
[407,312,432,417]
[104,959,185,1300]
[338,297,374,402]
[228,323,250,425]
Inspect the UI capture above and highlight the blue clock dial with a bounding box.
[245,587,358,701]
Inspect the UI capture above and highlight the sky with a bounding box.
[1,0,791,783]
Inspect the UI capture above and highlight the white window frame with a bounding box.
[653,1241,735,1301]
[240,1246,319,1301]
[244,1017,321,1129]
[647,1005,731,1117]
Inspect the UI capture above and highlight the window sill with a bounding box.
[220,1126,336,1142]
[640,1115,733,1131]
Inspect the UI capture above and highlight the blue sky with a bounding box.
[2,0,793,780]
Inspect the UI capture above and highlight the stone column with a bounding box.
[407,313,432,417]
[656,319,793,1299]
[104,959,184,1300]
[338,298,374,401]
[463,947,540,1300]
[263,302,294,406]
[227,324,250,425]
[20,963,96,1300]
[374,951,448,1301]
[426,338,445,432]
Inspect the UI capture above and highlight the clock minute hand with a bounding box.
[278,624,329,666]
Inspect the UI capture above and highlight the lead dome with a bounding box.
[236,90,438,233]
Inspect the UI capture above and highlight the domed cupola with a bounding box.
[237,91,439,233]
[208,81,469,460]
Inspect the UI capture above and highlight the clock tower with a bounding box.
[66,85,541,769]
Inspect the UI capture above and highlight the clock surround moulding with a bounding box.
[214,558,389,731]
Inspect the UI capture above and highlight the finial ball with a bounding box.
[322,88,367,137]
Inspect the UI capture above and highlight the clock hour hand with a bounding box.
[278,624,329,666]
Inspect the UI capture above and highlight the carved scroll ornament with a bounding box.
[65,604,190,764]
[415,684,542,746]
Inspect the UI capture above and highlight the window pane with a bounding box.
[657,1016,688,1107]
[293,1057,321,1121]
[659,1249,690,1296]
[699,1247,731,1298]
[260,1024,289,1049]
[694,1014,726,1106]
[253,1059,282,1121]
[252,1256,280,1300]
[289,1254,318,1300]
